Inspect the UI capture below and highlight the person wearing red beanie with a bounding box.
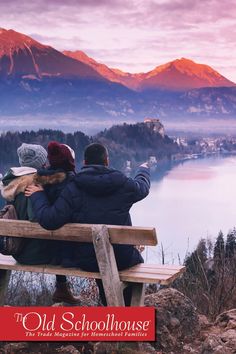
[44,141,78,303]
[33,141,78,304]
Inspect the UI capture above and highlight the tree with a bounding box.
[213,231,225,266]
[184,238,207,277]
[225,229,236,259]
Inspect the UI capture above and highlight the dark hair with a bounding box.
[84,143,108,165]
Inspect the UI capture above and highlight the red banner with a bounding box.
[0,307,155,341]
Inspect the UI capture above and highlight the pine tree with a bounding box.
[197,238,208,263]
[225,229,236,259]
[213,231,225,266]
[185,238,207,275]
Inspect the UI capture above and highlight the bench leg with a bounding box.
[130,283,145,306]
[0,270,11,306]
[92,225,125,306]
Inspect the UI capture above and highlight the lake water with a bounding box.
[132,155,236,264]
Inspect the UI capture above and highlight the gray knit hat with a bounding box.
[17,143,47,169]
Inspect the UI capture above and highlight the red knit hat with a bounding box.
[47,141,75,172]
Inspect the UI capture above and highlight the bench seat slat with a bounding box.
[138,264,185,271]
[0,256,102,279]
[120,272,176,283]
[0,256,185,285]
[119,265,185,285]
[122,264,185,275]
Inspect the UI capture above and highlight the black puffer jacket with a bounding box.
[30,165,150,271]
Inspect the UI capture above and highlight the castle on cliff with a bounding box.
[144,118,165,138]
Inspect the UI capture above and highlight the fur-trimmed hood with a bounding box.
[0,168,66,202]
[33,172,66,186]
[1,174,35,201]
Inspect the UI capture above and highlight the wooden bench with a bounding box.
[0,220,185,306]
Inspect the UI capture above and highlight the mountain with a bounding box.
[139,58,235,91]
[0,28,104,80]
[63,50,141,89]
[63,51,235,91]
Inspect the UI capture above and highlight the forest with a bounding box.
[0,122,180,171]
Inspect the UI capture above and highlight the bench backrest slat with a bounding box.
[0,219,157,246]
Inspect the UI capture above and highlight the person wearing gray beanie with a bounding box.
[1,141,79,305]
[17,143,47,170]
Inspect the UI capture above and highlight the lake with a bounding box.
[132,155,236,264]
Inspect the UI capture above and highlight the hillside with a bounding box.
[95,122,179,168]
[0,123,180,171]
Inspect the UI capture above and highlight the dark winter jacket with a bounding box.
[35,168,75,204]
[35,168,76,265]
[30,165,150,271]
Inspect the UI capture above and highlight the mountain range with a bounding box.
[63,50,235,91]
[0,28,236,121]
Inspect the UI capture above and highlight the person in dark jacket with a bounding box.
[25,143,150,305]
[0,143,52,263]
[36,141,77,267]
[35,141,80,304]
[0,142,79,304]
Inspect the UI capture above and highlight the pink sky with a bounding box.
[1,0,236,81]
